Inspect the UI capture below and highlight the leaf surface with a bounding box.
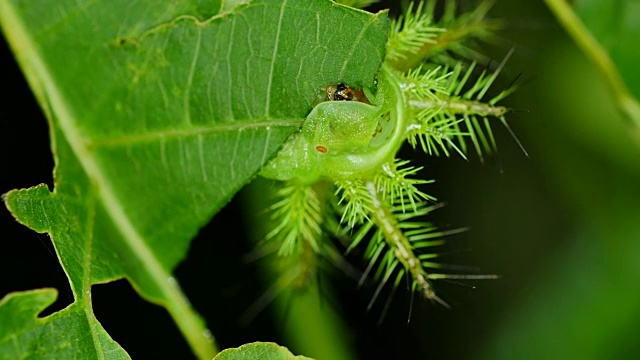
[0,0,389,358]
[0,289,128,360]
[213,342,313,360]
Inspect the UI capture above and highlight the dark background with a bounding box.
[3,0,639,359]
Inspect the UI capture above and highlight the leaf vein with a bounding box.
[184,27,203,126]
[264,0,288,117]
[260,127,272,165]
[339,15,374,80]
[198,134,208,182]
[230,131,241,182]
[88,120,301,148]
[226,19,236,121]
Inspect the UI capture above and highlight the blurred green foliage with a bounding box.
[477,1,640,359]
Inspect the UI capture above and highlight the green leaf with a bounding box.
[0,0,389,358]
[213,342,314,360]
[0,289,128,360]
[545,0,640,136]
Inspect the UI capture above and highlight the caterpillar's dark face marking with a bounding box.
[325,84,370,103]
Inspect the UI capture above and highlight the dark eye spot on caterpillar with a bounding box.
[325,84,370,104]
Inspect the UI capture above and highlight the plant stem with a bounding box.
[545,0,640,136]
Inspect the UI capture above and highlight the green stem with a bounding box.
[545,0,640,134]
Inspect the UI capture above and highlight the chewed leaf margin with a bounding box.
[0,289,129,359]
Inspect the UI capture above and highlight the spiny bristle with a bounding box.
[359,181,443,309]
[266,182,323,255]
[405,112,467,158]
[350,189,498,310]
[387,2,443,63]
[389,0,500,71]
[399,66,451,100]
[334,179,372,228]
[403,51,517,161]
[375,160,435,213]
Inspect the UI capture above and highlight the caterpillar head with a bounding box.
[324,83,370,103]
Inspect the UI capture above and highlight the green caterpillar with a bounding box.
[261,67,403,183]
[258,0,513,309]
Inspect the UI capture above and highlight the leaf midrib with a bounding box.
[86,119,302,148]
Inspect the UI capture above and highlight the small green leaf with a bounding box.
[213,342,314,360]
[0,0,389,358]
[0,289,128,360]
